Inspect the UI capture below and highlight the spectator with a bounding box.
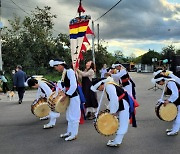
[100,64,107,78]
[77,60,98,120]
[13,65,27,104]
[0,70,9,94]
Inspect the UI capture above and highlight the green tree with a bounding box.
[161,45,176,63]
[2,6,71,73]
[141,49,162,64]
[114,50,123,62]
[133,55,142,64]
[175,49,180,55]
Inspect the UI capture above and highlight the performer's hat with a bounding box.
[153,70,162,77]
[91,77,114,92]
[24,76,38,87]
[112,61,122,68]
[107,66,114,72]
[151,73,171,84]
[49,59,66,67]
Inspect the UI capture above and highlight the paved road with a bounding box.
[0,72,180,154]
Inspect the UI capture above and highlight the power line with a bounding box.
[4,1,66,34]
[10,0,30,16]
[95,0,123,22]
[5,0,35,9]
[3,5,32,11]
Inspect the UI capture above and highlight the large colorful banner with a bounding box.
[69,15,93,69]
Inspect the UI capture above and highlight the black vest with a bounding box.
[166,81,180,106]
[106,84,128,111]
[61,69,78,98]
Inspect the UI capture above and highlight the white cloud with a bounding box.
[2,0,180,57]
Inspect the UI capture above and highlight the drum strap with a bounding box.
[61,69,67,82]
[118,93,125,101]
[95,88,105,120]
[159,81,168,101]
[40,87,47,97]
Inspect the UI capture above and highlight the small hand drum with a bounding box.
[155,102,177,122]
[48,92,70,113]
[94,109,119,136]
[31,98,50,118]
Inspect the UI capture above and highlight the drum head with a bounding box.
[159,103,177,122]
[33,103,51,118]
[95,112,119,136]
[55,96,70,113]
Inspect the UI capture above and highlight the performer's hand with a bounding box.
[158,98,163,103]
[110,69,115,74]
[59,91,66,102]
[76,69,80,73]
[58,90,64,96]
[74,67,79,72]
[163,100,170,106]
[104,72,111,78]
[112,112,118,117]
[60,95,66,103]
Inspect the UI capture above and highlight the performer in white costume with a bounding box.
[49,59,81,141]
[91,77,131,147]
[152,74,180,136]
[153,69,180,85]
[108,61,136,98]
[27,78,60,129]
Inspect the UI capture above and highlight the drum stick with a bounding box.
[95,88,105,119]
[160,81,167,102]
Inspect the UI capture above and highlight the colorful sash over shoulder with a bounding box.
[77,84,86,122]
[107,81,139,127]
[127,94,139,127]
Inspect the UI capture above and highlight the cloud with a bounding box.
[2,0,180,56]
[106,38,180,57]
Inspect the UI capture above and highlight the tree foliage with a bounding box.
[2,6,180,76]
[141,49,162,64]
[176,49,180,55]
[161,45,176,63]
[2,6,71,74]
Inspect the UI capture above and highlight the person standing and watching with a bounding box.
[13,65,27,104]
[100,64,107,78]
[0,71,9,94]
[76,60,98,120]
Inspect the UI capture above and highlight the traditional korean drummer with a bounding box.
[152,74,180,136]
[26,78,60,129]
[49,59,81,141]
[153,69,180,85]
[91,77,133,147]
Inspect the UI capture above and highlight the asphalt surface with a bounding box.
[0,72,180,154]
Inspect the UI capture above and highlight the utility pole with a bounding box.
[91,21,96,76]
[97,23,99,52]
[0,0,2,71]
[91,21,95,65]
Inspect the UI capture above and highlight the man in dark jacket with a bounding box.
[13,65,27,104]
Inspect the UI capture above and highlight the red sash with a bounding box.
[121,78,130,83]
[118,93,125,101]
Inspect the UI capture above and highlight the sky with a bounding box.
[1,0,180,57]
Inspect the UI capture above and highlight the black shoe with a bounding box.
[87,113,95,120]
[85,112,91,119]
[19,100,22,104]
